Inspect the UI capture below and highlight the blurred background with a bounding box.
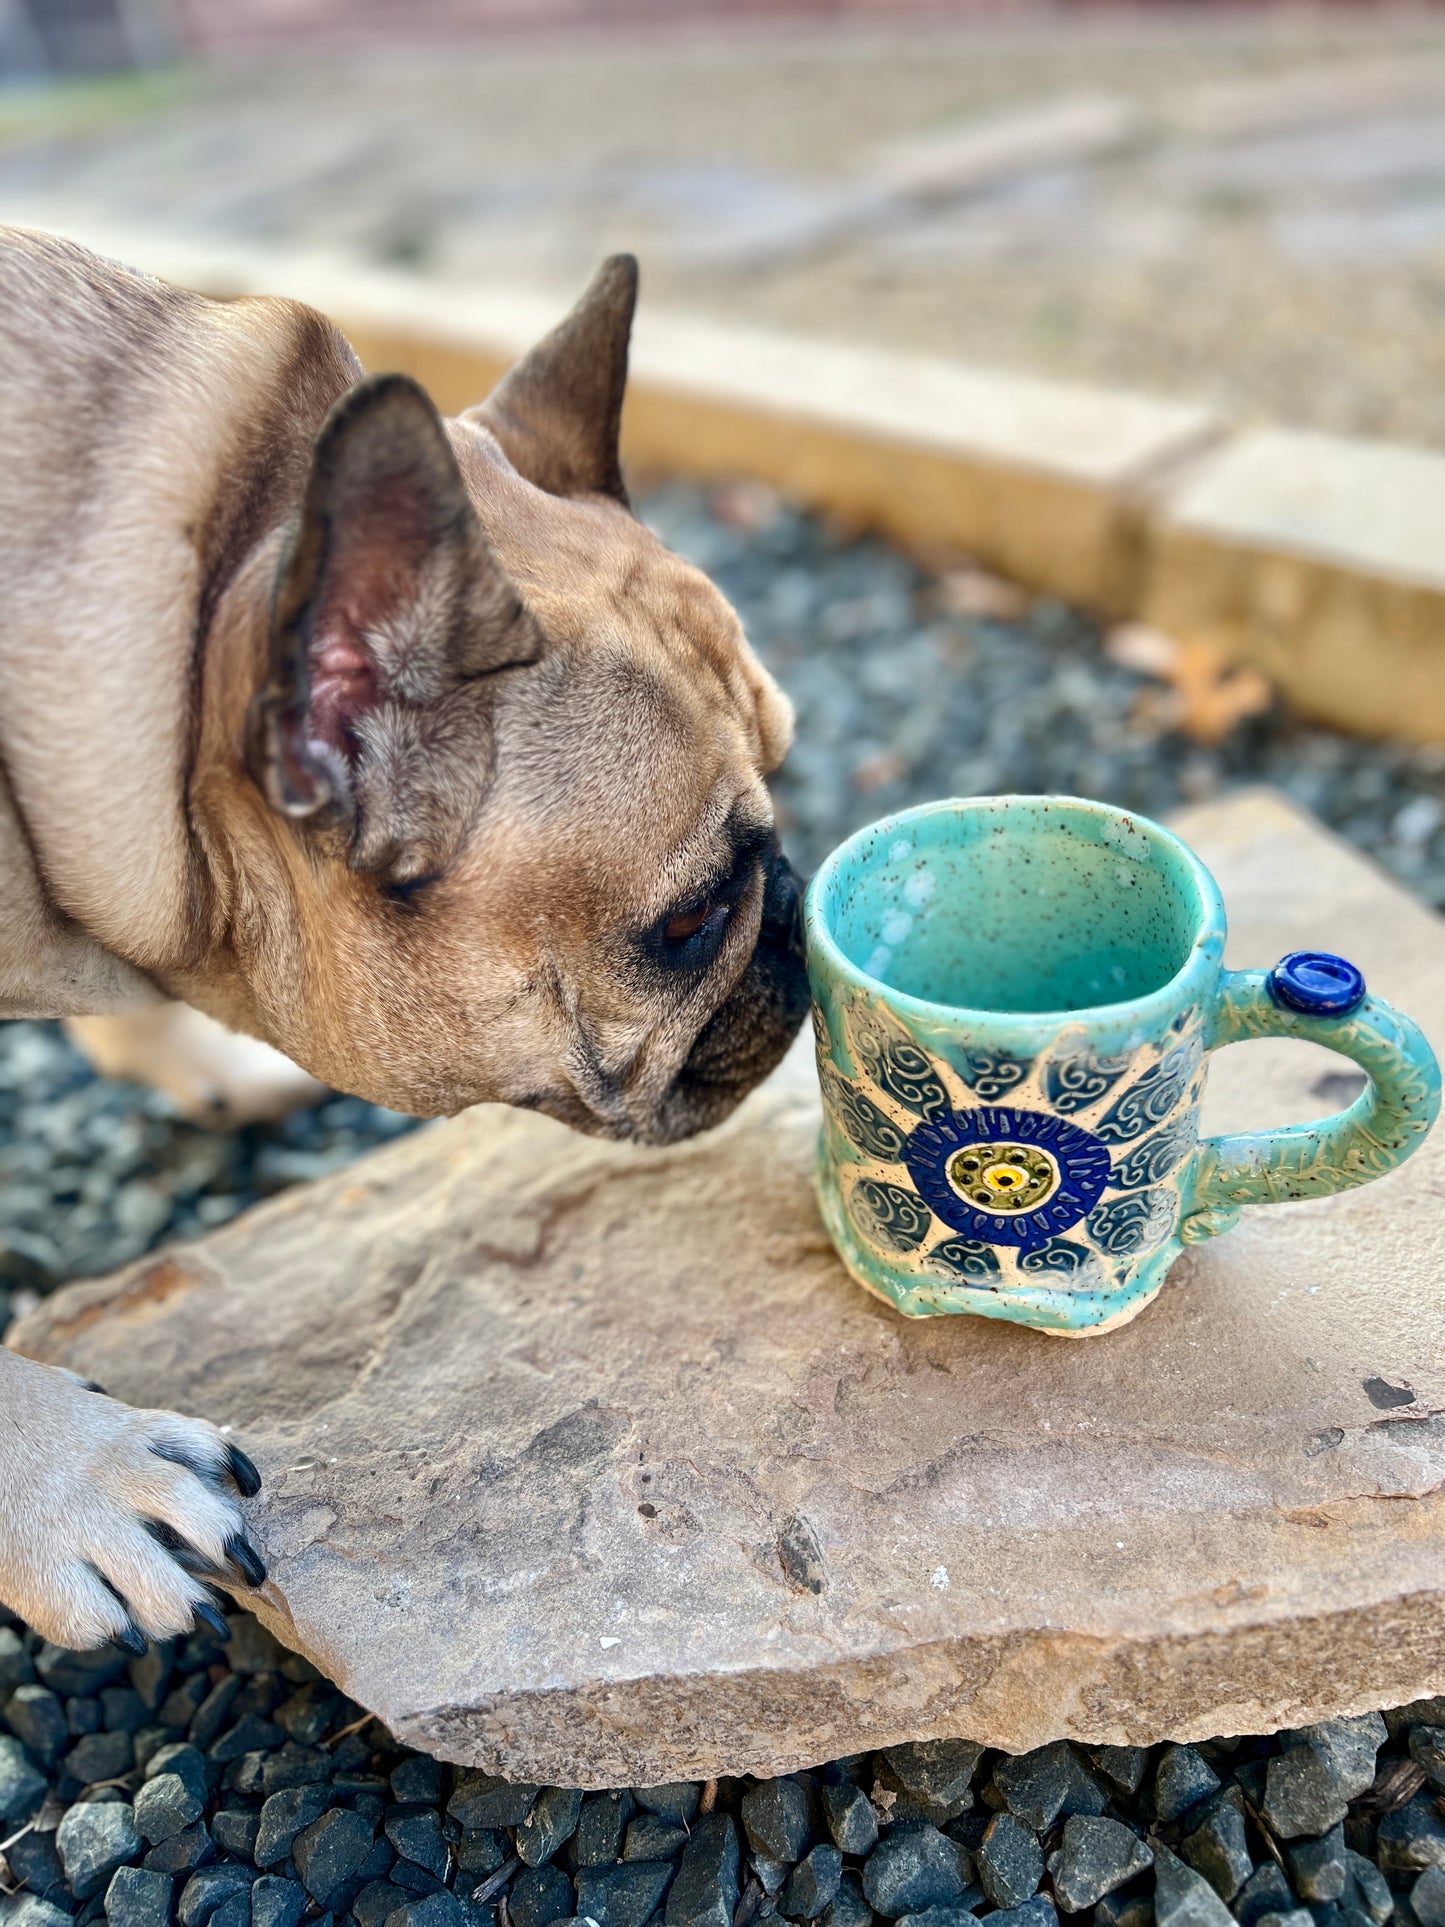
[3,0,1445,1317]
[4,0,1445,441]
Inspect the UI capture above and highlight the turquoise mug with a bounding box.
[804,795,1441,1335]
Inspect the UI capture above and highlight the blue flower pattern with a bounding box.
[825,990,1202,1308]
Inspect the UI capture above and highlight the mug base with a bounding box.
[817,1158,1174,1337]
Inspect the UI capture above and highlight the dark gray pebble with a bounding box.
[1154,1747,1221,1826]
[633,1783,702,1827]
[623,1814,688,1862]
[190,1679,242,1753]
[1285,1822,1348,1902]
[862,1824,971,1918]
[992,1745,1104,1832]
[57,1799,142,1900]
[448,1773,538,1832]
[512,1863,580,1927]
[256,1787,330,1868]
[1178,1797,1252,1901]
[781,1842,844,1920]
[103,1867,173,1927]
[1414,1866,1445,1927]
[260,1743,328,1794]
[250,1875,309,1927]
[1087,1747,1150,1799]
[821,1873,873,1927]
[1378,1795,1445,1876]
[879,1743,983,1824]
[822,1781,878,1856]
[134,1771,205,1845]
[7,1684,71,1766]
[742,1778,810,1864]
[211,1717,283,1766]
[1153,1846,1236,1927]
[142,1822,215,1875]
[385,1806,451,1880]
[665,1811,740,1927]
[209,1809,259,1860]
[1095,1891,1155,1927]
[382,1896,465,1927]
[1411,1729,1445,1793]
[984,1896,1057,1927]
[0,1628,35,1696]
[388,1757,443,1806]
[7,1824,68,1904]
[0,1731,49,1821]
[144,1745,209,1806]
[1253,1912,1314,1927]
[1344,1850,1392,1925]
[516,1787,583,1866]
[274,1687,338,1749]
[1050,1814,1154,1912]
[573,1858,674,1927]
[355,1881,412,1927]
[177,1863,252,1927]
[976,1813,1041,1911]
[292,1806,376,1910]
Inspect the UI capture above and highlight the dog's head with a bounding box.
[201,258,808,1142]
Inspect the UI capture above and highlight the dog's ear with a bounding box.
[468,253,637,507]
[247,373,541,872]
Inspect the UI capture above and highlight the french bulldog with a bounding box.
[0,227,808,1651]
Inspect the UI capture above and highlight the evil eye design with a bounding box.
[904,1106,1112,1252]
[1095,1041,1195,1144]
[1044,1048,1133,1116]
[851,1178,932,1253]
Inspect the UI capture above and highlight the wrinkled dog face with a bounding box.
[218,258,808,1140]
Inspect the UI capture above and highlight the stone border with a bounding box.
[9,205,1444,743]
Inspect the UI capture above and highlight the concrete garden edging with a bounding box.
[6,203,1444,745]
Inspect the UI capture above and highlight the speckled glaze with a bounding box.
[805,796,1441,1334]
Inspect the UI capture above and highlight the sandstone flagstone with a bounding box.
[11,790,1445,1786]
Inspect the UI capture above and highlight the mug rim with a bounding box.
[804,792,1227,1033]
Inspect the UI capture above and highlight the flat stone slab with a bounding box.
[12,789,1445,1786]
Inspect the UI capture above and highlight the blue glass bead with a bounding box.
[1267,950,1366,1017]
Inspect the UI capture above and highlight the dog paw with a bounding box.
[0,1351,265,1651]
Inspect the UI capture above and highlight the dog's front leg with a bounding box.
[0,1348,264,1650]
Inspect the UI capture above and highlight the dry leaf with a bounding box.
[1108,623,1274,746]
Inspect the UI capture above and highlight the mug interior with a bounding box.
[819,798,1208,1015]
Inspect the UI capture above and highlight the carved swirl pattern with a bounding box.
[1086,1187,1177,1256]
[820,1066,909,1162]
[1095,1041,1195,1144]
[1018,1238,1090,1277]
[955,1049,1031,1101]
[850,1178,933,1254]
[1107,1115,1195,1192]
[1044,1048,1133,1116]
[924,1238,1004,1284]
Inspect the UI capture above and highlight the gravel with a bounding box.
[4,483,1445,1927]
[0,1602,1435,1927]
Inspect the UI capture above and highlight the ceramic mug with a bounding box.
[804,795,1441,1335]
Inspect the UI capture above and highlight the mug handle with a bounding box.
[1182,951,1442,1244]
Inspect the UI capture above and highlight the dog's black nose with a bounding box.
[761,841,806,960]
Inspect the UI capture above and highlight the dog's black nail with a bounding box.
[227,1534,267,1588]
[149,1439,207,1479]
[115,1622,149,1658]
[227,1445,262,1498]
[82,1379,107,1395]
[144,1518,211,1575]
[193,1601,232,1644]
